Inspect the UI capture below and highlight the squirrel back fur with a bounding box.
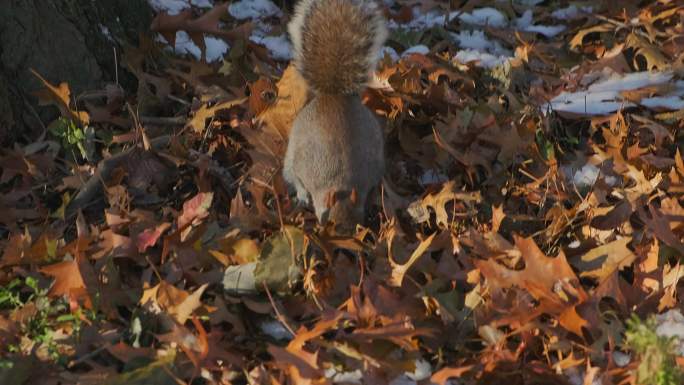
[284,0,387,232]
[288,0,388,94]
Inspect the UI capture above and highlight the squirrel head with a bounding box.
[320,188,363,234]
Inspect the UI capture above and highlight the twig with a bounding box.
[262,282,296,337]
[139,116,186,126]
[65,135,172,218]
[67,344,108,368]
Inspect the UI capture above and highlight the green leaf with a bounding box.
[254,226,305,294]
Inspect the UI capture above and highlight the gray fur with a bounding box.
[283,94,384,229]
[284,0,387,231]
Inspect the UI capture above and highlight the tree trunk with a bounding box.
[0,0,153,145]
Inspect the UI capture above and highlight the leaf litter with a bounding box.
[1,0,684,385]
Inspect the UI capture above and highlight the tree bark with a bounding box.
[0,0,153,145]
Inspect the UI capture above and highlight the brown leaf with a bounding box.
[187,98,247,133]
[625,33,670,70]
[590,200,633,230]
[136,222,172,253]
[140,281,208,324]
[569,24,614,51]
[248,77,278,117]
[178,192,214,229]
[256,65,310,138]
[40,259,91,309]
[150,3,233,62]
[407,181,481,226]
[431,365,475,385]
[388,232,436,287]
[476,236,587,317]
[30,69,90,125]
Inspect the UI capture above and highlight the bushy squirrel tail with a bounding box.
[288,0,388,95]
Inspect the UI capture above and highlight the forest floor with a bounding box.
[1,1,684,384]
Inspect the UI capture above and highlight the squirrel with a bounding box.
[283,0,388,232]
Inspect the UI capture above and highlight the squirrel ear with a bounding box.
[350,188,358,205]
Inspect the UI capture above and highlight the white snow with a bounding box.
[419,169,449,186]
[551,5,593,20]
[158,31,229,62]
[250,33,292,60]
[259,319,292,341]
[228,0,282,20]
[148,0,213,15]
[324,367,363,384]
[612,351,631,367]
[454,49,511,69]
[550,70,681,115]
[389,5,568,46]
[457,8,508,28]
[387,358,433,385]
[451,30,513,68]
[99,25,114,42]
[639,96,684,110]
[403,45,430,56]
[388,7,506,30]
[405,359,432,381]
[452,30,509,55]
[515,10,566,38]
[379,46,400,62]
[589,70,673,92]
[572,164,600,188]
[565,366,603,385]
[656,309,684,356]
[388,9,449,30]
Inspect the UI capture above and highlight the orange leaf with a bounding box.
[388,232,436,287]
[431,365,475,385]
[30,69,89,125]
[40,259,91,309]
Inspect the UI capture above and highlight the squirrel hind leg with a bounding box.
[283,164,311,206]
[291,177,311,206]
[311,191,331,224]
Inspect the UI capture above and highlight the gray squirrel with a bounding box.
[283,0,387,231]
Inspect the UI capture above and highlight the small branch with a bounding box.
[65,135,172,218]
[139,116,186,126]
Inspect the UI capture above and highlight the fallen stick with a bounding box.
[65,135,171,218]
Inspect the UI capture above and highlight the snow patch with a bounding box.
[565,366,603,385]
[457,7,508,28]
[379,46,400,62]
[250,32,292,60]
[551,5,593,19]
[148,0,213,15]
[419,169,449,186]
[452,30,509,55]
[454,49,511,69]
[451,30,513,68]
[158,31,229,62]
[573,164,600,189]
[403,45,430,56]
[656,309,684,356]
[324,367,363,383]
[515,10,566,37]
[229,0,282,20]
[640,96,684,110]
[99,25,114,42]
[612,351,631,367]
[406,358,432,381]
[259,319,292,341]
[550,70,681,115]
